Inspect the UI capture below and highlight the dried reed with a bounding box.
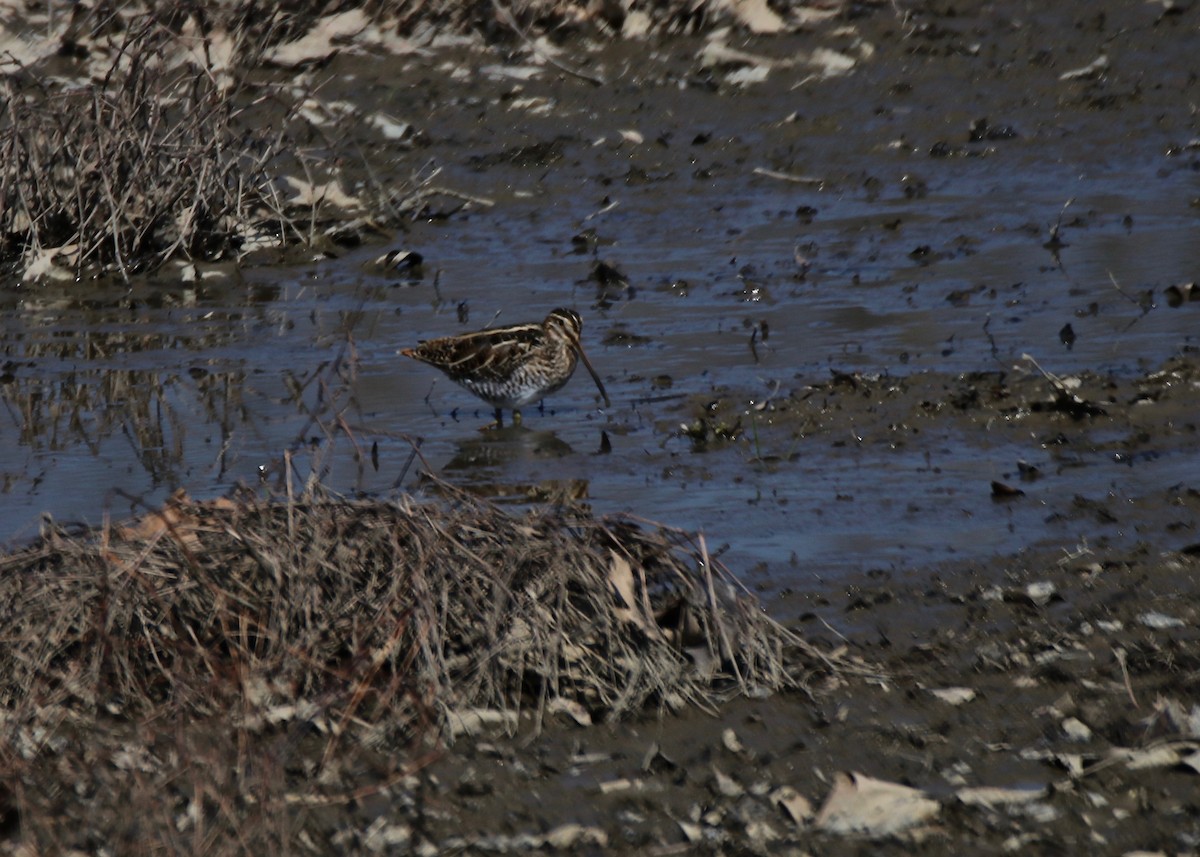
[0,478,828,735]
[0,18,297,280]
[0,473,857,851]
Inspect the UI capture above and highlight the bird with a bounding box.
[401,308,610,425]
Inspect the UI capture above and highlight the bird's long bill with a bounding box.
[574,343,610,408]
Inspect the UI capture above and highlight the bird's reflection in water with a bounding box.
[429,425,589,504]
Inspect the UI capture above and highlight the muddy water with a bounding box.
[4,7,1199,594]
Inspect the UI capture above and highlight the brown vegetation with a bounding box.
[0,0,842,282]
[0,20,298,280]
[0,474,851,852]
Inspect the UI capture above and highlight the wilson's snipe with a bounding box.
[401,308,610,425]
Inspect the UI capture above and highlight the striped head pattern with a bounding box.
[543,308,583,345]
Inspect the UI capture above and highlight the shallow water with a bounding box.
[3,18,1199,591]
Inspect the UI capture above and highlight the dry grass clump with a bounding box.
[0,21,298,281]
[0,482,817,732]
[0,480,849,850]
[0,0,835,281]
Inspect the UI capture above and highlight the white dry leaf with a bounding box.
[793,6,841,26]
[324,99,360,118]
[0,22,59,69]
[267,9,370,66]
[608,550,659,638]
[1180,751,1200,775]
[112,745,158,773]
[745,819,780,844]
[678,820,703,842]
[529,35,563,61]
[712,765,745,798]
[444,708,518,739]
[363,818,412,850]
[1062,717,1093,742]
[698,33,780,71]
[771,785,814,826]
[618,128,644,145]
[1019,801,1061,824]
[560,641,589,661]
[622,11,653,37]
[722,727,745,754]
[299,97,357,128]
[265,699,320,725]
[598,777,644,794]
[176,796,202,832]
[717,0,786,33]
[541,824,607,849]
[805,47,857,77]
[368,112,413,140]
[548,697,592,726]
[298,103,331,127]
[608,550,638,617]
[726,64,770,85]
[1025,581,1057,605]
[480,64,542,81]
[357,22,422,57]
[200,28,236,79]
[22,244,78,282]
[1057,753,1086,777]
[1059,54,1108,81]
[429,31,481,50]
[1113,744,1194,770]
[237,228,284,255]
[1144,697,1200,737]
[815,771,940,837]
[957,785,1047,807]
[1139,611,1185,629]
[509,96,554,115]
[283,177,362,212]
[174,205,199,247]
[930,687,976,706]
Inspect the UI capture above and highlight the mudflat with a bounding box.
[2,0,1199,853]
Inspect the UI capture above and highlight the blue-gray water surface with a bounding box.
[3,23,1199,596]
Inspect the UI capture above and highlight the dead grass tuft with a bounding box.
[0,472,864,849]
[0,19,301,280]
[0,480,832,732]
[0,476,859,850]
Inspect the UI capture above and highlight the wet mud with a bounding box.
[3,0,1200,851]
[321,2,1200,850]
[383,358,1200,855]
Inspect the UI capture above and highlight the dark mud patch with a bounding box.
[395,543,1200,855]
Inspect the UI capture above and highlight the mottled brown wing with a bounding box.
[403,324,544,383]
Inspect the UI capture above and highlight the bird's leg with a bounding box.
[512,409,523,426]
[492,407,504,428]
